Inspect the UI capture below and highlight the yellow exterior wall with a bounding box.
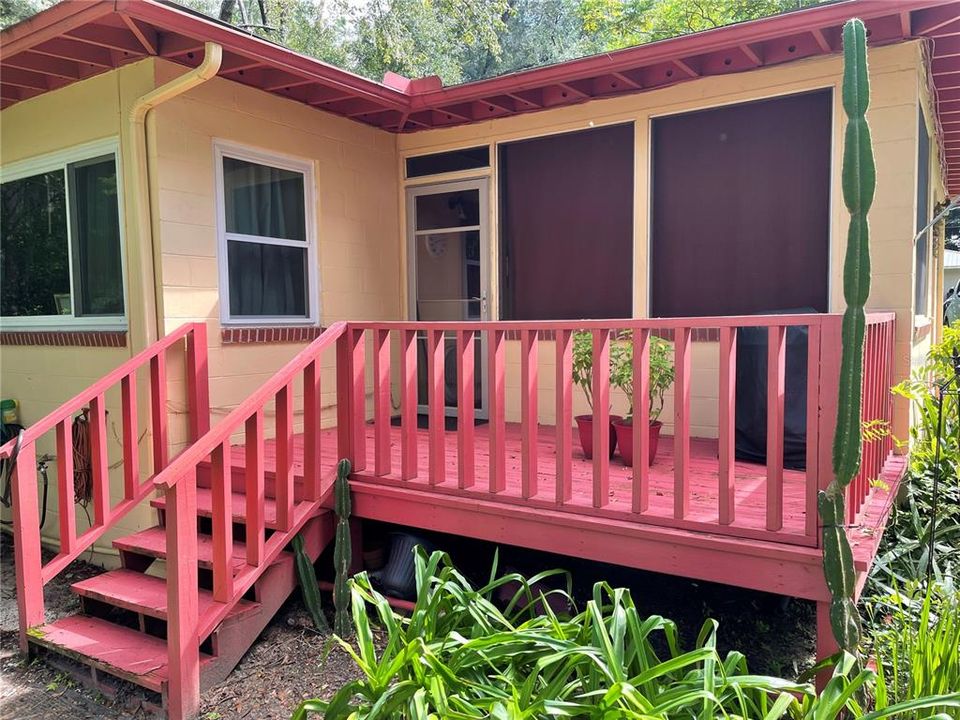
[0,61,159,565]
[151,60,401,441]
[398,41,935,442]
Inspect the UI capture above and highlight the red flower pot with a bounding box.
[612,419,663,467]
[574,414,621,459]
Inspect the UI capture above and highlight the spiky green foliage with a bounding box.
[820,17,875,654]
[292,534,328,632]
[333,458,353,638]
[292,551,960,719]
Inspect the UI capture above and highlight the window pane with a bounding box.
[415,189,480,231]
[70,157,123,316]
[406,146,489,178]
[0,171,70,317]
[223,156,306,241]
[227,241,308,318]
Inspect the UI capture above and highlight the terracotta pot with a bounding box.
[574,414,621,459]
[612,419,663,467]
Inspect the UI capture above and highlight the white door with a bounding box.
[406,178,489,418]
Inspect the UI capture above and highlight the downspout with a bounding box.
[129,42,222,344]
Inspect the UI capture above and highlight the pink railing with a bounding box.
[0,322,209,653]
[148,321,349,719]
[847,313,897,522]
[345,314,856,548]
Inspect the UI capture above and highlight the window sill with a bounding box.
[221,326,325,345]
[0,330,127,347]
[913,315,932,341]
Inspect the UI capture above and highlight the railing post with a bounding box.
[591,329,611,508]
[816,315,843,544]
[805,321,823,541]
[165,471,200,720]
[186,322,210,442]
[11,442,43,653]
[337,329,356,466]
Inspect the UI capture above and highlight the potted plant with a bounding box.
[571,331,621,459]
[610,332,675,467]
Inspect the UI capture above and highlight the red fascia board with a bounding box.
[119,0,409,110]
[0,0,113,58]
[408,0,950,110]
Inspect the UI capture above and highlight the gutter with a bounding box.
[128,42,222,344]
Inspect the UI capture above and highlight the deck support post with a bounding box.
[11,442,43,653]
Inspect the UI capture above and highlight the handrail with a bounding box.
[0,322,204,457]
[152,321,347,491]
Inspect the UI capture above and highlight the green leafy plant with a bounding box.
[572,330,601,411]
[820,16,875,654]
[333,458,353,638]
[293,533,329,632]
[292,551,960,719]
[609,331,675,424]
[866,581,960,718]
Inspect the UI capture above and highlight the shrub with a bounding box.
[293,551,960,719]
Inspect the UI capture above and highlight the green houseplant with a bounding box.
[571,330,622,458]
[610,331,675,467]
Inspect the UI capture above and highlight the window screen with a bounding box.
[499,123,634,320]
[650,90,832,317]
[916,107,930,317]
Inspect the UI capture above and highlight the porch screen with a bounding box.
[650,89,832,317]
[499,123,634,320]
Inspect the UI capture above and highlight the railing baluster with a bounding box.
[457,329,476,489]
[276,384,294,531]
[555,329,573,505]
[488,329,506,493]
[633,329,651,513]
[120,373,139,499]
[89,393,110,528]
[150,350,169,471]
[56,420,76,554]
[427,328,445,485]
[245,410,265,566]
[592,329,610,508]
[211,441,234,602]
[766,325,786,532]
[11,441,42,651]
[805,322,823,541]
[303,361,321,502]
[374,329,392,477]
[166,469,200,720]
[718,327,736,524]
[674,328,692,519]
[400,329,417,480]
[186,322,210,442]
[351,328,367,472]
[521,330,539,499]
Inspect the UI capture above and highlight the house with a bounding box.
[1,0,957,717]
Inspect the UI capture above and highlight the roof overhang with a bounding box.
[2,0,960,191]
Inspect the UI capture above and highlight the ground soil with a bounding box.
[0,526,817,719]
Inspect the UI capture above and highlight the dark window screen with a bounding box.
[650,90,832,317]
[499,123,634,320]
[915,107,930,316]
[406,146,489,178]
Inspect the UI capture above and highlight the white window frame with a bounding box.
[0,137,127,330]
[214,140,319,327]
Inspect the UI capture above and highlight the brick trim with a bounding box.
[0,330,127,347]
[221,326,326,345]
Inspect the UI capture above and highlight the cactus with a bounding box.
[819,17,875,653]
[333,458,353,637]
[292,533,328,632]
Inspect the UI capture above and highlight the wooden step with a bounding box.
[27,615,212,693]
[71,569,259,623]
[151,487,279,529]
[113,527,250,572]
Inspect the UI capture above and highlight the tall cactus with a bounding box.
[820,17,875,653]
[333,458,353,637]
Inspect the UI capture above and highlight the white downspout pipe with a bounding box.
[129,42,222,344]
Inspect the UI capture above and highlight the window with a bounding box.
[406,146,490,178]
[215,143,317,325]
[915,107,931,318]
[650,90,832,317]
[0,141,124,327]
[499,123,634,320]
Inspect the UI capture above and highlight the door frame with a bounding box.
[405,177,490,418]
